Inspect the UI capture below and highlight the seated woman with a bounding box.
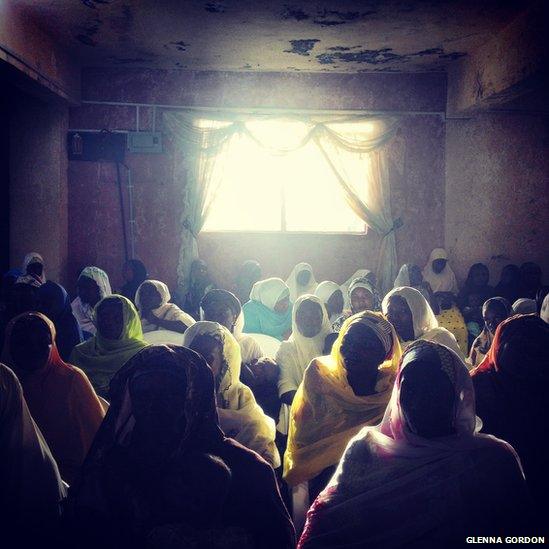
[70,295,148,398]
[233,259,262,305]
[37,281,82,361]
[183,259,215,320]
[16,252,46,288]
[434,291,468,354]
[276,295,333,436]
[67,345,295,548]
[422,248,458,294]
[183,321,280,468]
[3,312,105,485]
[284,312,401,495]
[332,276,381,332]
[314,281,344,324]
[119,259,147,304]
[383,286,464,359]
[135,280,195,334]
[243,278,292,341]
[286,263,318,303]
[300,340,532,547]
[200,288,263,365]
[471,314,549,513]
[469,297,512,367]
[1,363,66,528]
[394,263,439,313]
[541,294,549,324]
[71,266,112,337]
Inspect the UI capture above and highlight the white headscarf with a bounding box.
[286,263,318,303]
[394,264,412,287]
[249,277,290,310]
[341,269,372,310]
[382,286,464,358]
[512,298,537,315]
[422,249,458,294]
[182,321,279,467]
[315,281,342,322]
[16,252,46,287]
[276,295,333,435]
[541,294,549,324]
[135,279,195,333]
[71,267,112,335]
[0,364,66,519]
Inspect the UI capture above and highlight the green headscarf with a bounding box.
[69,295,148,397]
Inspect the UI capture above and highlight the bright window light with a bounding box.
[203,119,369,233]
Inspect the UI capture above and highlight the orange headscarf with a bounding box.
[3,312,105,484]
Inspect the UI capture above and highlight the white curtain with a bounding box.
[164,111,400,296]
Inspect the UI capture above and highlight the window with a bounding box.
[203,119,369,233]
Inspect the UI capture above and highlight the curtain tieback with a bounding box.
[182,218,198,238]
[383,217,403,237]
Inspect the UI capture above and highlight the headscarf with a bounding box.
[382,286,464,358]
[512,298,537,315]
[183,321,279,467]
[284,311,402,486]
[422,248,458,294]
[541,294,549,324]
[243,278,292,340]
[458,263,494,307]
[69,295,148,397]
[120,259,147,304]
[393,263,436,309]
[494,264,521,304]
[276,295,333,434]
[299,341,526,548]
[71,266,112,336]
[286,263,318,303]
[348,276,381,312]
[135,280,195,333]
[69,345,295,547]
[37,281,82,361]
[340,269,373,310]
[314,281,342,323]
[0,363,66,520]
[200,289,263,364]
[469,297,512,367]
[16,252,46,287]
[3,312,105,484]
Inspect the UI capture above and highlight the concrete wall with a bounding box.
[67,69,446,293]
[445,112,549,285]
[9,95,69,284]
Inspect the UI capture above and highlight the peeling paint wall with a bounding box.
[445,113,549,285]
[68,68,446,293]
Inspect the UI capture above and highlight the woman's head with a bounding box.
[349,277,376,314]
[428,248,449,274]
[383,287,438,343]
[499,264,520,285]
[250,278,290,313]
[295,298,324,338]
[8,313,54,372]
[200,289,241,333]
[190,259,209,284]
[136,280,164,312]
[467,263,490,288]
[482,297,511,335]
[399,342,456,438]
[187,333,224,380]
[96,297,124,340]
[408,265,423,287]
[37,281,68,321]
[123,259,147,284]
[385,294,414,341]
[296,265,313,287]
[326,289,344,317]
[77,267,111,307]
[491,315,549,381]
[338,313,395,396]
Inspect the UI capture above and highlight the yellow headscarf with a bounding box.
[283,311,401,486]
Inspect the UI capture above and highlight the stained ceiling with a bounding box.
[20,0,531,73]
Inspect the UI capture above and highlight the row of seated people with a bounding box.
[0,251,548,547]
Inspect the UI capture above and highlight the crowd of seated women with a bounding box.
[0,249,548,548]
